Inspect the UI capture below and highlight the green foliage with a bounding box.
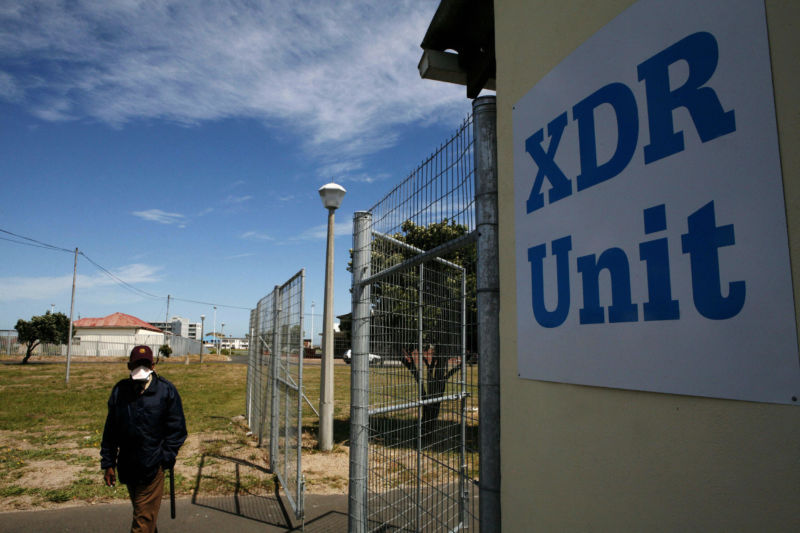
[158,344,173,358]
[370,219,477,354]
[15,311,71,364]
[364,219,478,430]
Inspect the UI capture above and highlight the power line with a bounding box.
[0,235,72,252]
[0,229,74,253]
[0,227,252,311]
[170,296,250,310]
[79,251,163,300]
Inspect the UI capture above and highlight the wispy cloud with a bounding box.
[339,173,389,184]
[0,263,162,302]
[240,231,274,241]
[293,218,353,241]
[224,195,253,205]
[0,1,469,163]
[132,209,187,227]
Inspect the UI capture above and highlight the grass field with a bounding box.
[0,358,353,511]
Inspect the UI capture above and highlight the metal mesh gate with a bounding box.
[246,269,305,520]
[349,115,480,532]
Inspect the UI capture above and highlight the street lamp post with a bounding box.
[318,182,346,451]
[213,306,217,355]
[220,323,225,355]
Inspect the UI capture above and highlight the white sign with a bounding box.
[513,0,800,404]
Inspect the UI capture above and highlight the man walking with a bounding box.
[101,345,187,533]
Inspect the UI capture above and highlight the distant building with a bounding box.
[147,316,203,339]
[221,337,249,350]
[186,321,202,340]
[77,312,164,340]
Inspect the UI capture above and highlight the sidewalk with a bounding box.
[0,493,348,532]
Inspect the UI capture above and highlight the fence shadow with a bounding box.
[192,453,293,528]
[289,510,349,532]
[368,415,479,454]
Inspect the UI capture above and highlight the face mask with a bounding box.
[130,365,153,381]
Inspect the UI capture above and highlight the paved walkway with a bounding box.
[0,494,348,532]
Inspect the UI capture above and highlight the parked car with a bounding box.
[343,349,382,365]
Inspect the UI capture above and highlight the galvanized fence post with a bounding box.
[246,311,255,428]
[297,271,306,520]
[473,94,501,532]
[349,211,372,533]
[415,261,424,532]
[270,285,281,471]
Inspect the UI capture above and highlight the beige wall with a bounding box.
[495,1,800,531]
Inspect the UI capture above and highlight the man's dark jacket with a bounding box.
[100,374,187,485]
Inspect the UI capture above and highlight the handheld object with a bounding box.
[169,468,176,519]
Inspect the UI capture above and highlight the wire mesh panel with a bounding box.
[245,270,305,521]
[274,270,305,517]
[248,291,276,448]
[350,115,479,532]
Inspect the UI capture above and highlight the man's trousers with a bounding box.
[126,467,164,533]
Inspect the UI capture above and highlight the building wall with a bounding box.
[187,322,201,340]
[171,316,189,338]
[74,327,164,339]
[495,1,800,531]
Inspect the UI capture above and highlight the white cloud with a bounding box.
[0,1,469,161]
[240,231,274,241]
[0,71,21,101]
[224,195,252,205]
[132,209,187,226]
[293,218,353,241]
[0,263,162,302]
[339,173,389,184]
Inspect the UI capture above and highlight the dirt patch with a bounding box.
[302,447,350,494]
[16,461,85,489]
[0,416,350,512]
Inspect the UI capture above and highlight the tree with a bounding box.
[364,219,478,435]
[158,344,173,359]
[15,311,71,364]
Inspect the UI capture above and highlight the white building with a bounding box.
[147,316,203,340]
[220,337,249,350]
[73,312,166,356]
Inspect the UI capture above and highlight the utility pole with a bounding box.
[197,314,205,364]
[66,248,78,385]
[165,294,171,347]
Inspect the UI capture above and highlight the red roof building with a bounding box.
[73,312,163,333]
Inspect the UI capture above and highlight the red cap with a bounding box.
[129,345,153,366]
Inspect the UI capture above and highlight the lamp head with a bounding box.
[319,182,346,210]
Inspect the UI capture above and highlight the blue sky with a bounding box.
[0,1,472,339]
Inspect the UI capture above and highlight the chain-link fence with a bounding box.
[349,98,499,531]
[245,270,305,521]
